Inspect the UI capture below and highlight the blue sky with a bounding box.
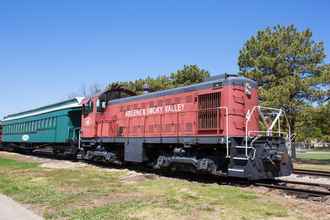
[1,0,330,118]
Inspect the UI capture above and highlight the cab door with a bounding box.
[81,100,97,138]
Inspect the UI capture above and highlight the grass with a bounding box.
[296,151,330,162]
[0,154,299,220]
[294,151,330,171]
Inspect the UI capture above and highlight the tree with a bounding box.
[296,102,330,143]
[67,83,103,98]
[238,25,330,137]
[108,65,210,94]
[170,65,210,87]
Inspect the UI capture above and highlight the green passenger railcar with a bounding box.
[2,98,83,151]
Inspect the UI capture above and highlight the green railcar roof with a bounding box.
[3,97,84,122]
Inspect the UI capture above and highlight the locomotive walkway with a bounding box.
[0,194,43,220]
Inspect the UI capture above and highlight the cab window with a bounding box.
[83,100,94,116]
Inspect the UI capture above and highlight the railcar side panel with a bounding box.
[2,108,80,144]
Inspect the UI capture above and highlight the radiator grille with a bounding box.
[198,92,221,130]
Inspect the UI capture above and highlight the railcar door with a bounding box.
[197,92,221,134]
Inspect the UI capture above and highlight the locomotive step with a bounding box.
[228,167,246,178]
[234,146,254,149]
[233,157,249,160]
[228,168,245,172]
[252,139,285,145]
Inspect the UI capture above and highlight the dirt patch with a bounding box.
[0,151,87,170]
[247,185,330,220]
[39,161,87,169]
[120,170,159,183]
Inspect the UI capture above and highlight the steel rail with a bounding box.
[293,169,330,178]
[254,182,330,197]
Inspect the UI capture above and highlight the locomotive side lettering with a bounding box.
[125,104,184,118]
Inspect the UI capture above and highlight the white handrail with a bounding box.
[245,106,291,159]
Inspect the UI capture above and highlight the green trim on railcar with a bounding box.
[2,98,82,144]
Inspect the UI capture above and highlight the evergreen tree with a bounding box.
[238,25,330,136]
[109,65,210,94]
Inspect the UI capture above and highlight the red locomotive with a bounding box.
[80,74,293,180]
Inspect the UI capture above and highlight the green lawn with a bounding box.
[296,151,330,162]
[0,153,302,220]
[294,151,330,171]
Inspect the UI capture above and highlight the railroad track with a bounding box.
[255,179,330,197]
[293,169,330,178]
